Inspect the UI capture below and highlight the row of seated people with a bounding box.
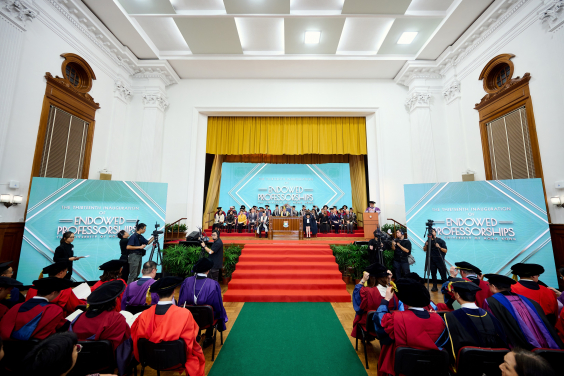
[351,261,564,374]
[0,257,226,376]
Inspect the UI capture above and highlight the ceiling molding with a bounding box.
[0,0,38,31]
[538,0,564,32]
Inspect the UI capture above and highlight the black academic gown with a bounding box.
[302,216,318,235]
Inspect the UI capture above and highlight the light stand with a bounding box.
[422,219,434,290]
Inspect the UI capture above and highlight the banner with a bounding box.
[19,178,168,284]
[404,179,556,287]
[218,163,353,209]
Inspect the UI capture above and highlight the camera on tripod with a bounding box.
[152,222,164,237]
[196,226,209,246]
[426,219,435,229]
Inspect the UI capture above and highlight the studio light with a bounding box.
[551,196,563,207]
[304,31,321,44]
[1,194,22,208]
[397,31,418,44]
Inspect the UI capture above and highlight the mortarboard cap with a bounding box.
[42,262,69,276]
[32,277,73,293]
[484,274,516,287]
[0,261,13,274]
[455,261,482,274]
[150,276,183,294]
[510,263,545,277]
[447,278,482,293]
[0,276,23,288]
[192,258,214,273]
[87,280,126,305]
[369,201,375,204]
[365,263,388,278]
[99,260,127,271]
[395,278,430,307]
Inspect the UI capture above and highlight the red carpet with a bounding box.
[223,243,351,303]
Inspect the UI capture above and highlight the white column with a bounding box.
[442,80,469,181]
[137,91,168,182]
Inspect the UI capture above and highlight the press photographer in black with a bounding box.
[126,223,154,284]
[391,229,411,278]
[200,229,223,282]
[367,230,380,264]
[424,228,448,291]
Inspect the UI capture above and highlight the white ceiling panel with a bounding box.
[173,18,243,54]
[342,0,412,14]
[377,17,442,55]
[169,59,406,78]
[285,17,346,54]
[290,0,344,14]
[407,0,455,12]
[117,0,176,14]
[234,18,284,53]
[337,17,394,54]
[136,17,190,52]
[170,0,225,11]
[224,0,290,14]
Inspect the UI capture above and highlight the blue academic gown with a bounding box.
[177,275,228,331]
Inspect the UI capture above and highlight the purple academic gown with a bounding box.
[178,275,228,331]
[120,277,159,311]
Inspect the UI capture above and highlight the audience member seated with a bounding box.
[343,209,354,234]
[0,276,22,321]
[351,263,400,340]
[71,280,131,375]
[237,207,248,233]
[510,263,558,325]
[26,262,85,316]
[404,272,449,311]
[178,258,228,348]
[0,261,25,308]
[330,208,341,234]
[91,260,128,312]
[247,208,258,232]
[131,277,205,376]
[500,348,556,376]
[374,277,449,376]
[447,262,492,309]
[256,210,269,238]
[443,278,508,369]
[121,261,159,310]
[0,277,72,341]
[226,209,236,233]
[213,207,225,231]
[319,210,329,233]
[483,274,563,350]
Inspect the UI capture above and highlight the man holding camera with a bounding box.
[126,223,154,284]
[391,229,412,279]
[424,228,448,291]
[201,230,223,282]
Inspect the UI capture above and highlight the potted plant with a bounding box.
[222,245,242,284]
[162,244,201,278]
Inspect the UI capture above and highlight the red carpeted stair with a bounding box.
[223,243,351,302]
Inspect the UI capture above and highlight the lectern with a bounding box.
[363,212,379,238]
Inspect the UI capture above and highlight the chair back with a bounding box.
[125,304,152,315]
[0,339,40,372]
[436,311,449,319]
[456,346,509,376]
[138,338,186,371]
[185,305,214,330]
[365,311,377,336]
[532,348,564,374]
[67,340,115,376]
[394,346,449,376]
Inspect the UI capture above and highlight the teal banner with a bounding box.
[19,178,168,284]
[404,179,556,287]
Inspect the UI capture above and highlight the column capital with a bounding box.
[538,0,564,33]
[114,79,132,103]
[0,0,37,31]
[142,91,169,111]
[442,80,461,104]
[405,91,432,113]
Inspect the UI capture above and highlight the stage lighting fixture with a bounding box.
[397,32,418,44]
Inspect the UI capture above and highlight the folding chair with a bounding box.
[125,304,152,315]
[0,338,40,374]
[456,346,509,376]
[138,338,186,376]
[354,310,378,369]
[185,305,223,361]
[68,340,117,376]
[532,348,564,373]
[394,346,450,376]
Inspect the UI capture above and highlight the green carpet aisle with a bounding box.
[208,303,368,376]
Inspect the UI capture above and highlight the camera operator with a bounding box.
[200,229,223,282]
[391,229,411,279]
[367,230,380,264]
[126,223,154,284]
[424,228,448,291]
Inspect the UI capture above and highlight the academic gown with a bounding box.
[91,279,128,313]
[26,287,85,316]
[485,291,563,350]
[351,284,400,338]
[374,303,449,376]
[465,276,493,309]
[71,309,132,376]
[131,304,205,376]
[1,287,25,309]
[302,216,318,235]
[178,275,228,331]
[512,280,558,324]
[0,298,68,340]
[555,307,564,343]
[0,303,9,321]
[121,277,159,310]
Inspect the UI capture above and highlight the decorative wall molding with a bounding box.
[405,92,432,113]
[443,80,461,104]
[142,92,169,111]
[114,79,132,102]
[45,72,100,108]
[1,0,37,31]
[474,73,531,109]
[538,0,564,32]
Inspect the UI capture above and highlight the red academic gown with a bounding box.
[378,310,446,376]
[0,304,8,321]
[91,279,127,313]
[0,299,67,340]
[131,305,205,376]
[512,281,558,318]
[351,286,400,338]
[72,310,131,350]
[25,287,85,316]
[556,308,564,343]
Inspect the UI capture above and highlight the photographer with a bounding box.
[391,229,411,279]
[200,229,223,282]
[126,223,154,284]
[367,230,380,264]
[424,228,448,291]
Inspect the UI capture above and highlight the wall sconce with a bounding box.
[551,196,563,208]
[1,194,22,208]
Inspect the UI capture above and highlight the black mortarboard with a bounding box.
[87,280,126,305]
[511,263,545,277]
[0,276,22,288]
[455,261,482,274]
[395,278,430,307]
[369,200,375,204]
[32,277,73,293]
[0,261,13,274]
[192,258,214,273]
[405,272,423,283]
[150,276,183,294]
[265,205,269,207]
[484,274,516,287]
[447,278,482,293]
[217,207,222,210]
[42,262,69,276]
[365,263,388,278]
[99,260,127,271]
[292,205,296,208]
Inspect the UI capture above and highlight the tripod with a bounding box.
[149,222,164,275]
[422,220,434,290]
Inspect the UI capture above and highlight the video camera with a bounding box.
[152,222,164,237]
[373,227,394,250]
[196,226,210,245]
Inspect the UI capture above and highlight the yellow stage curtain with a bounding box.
[223,154,350,164]
[202,154,223,228]
[206,117,367,155]
[349,155,368,221]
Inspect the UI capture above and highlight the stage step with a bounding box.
[235,261,339,271]
[238,254,336,263]
[237,248,333,255]
[222,289,351,303]
[228,278,346,290]
[231,270,343,280]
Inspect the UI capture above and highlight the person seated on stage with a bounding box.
[303,212,318,238]
[21,332,82,376]
[213,207,225,231]
[280,206,290,217]
[374,277,449,376]
[0,276,23,321]
[351,263,400,340]
[343,209,354,234]
[25,262,85,316]
[264,205,271,216]
[256,210,269,238]
[91,260,128,312]
[225,210,236,233]
[442,261,492,309]
[288,205,295,216]
[443,278,508,369]
[330,208,341,234]
[500,348,556,376]
[178,258,228,348]
[1,277,72,341]
[365,200,381,214]
[510,263,558,325]
[237,207,248,233]
[121,261,159,310]
[483,274,563,350]
[0,261,25,308]
[272,204,281,216]
[132,276,205,376]
[319,210,329,234]
[247,207,258,232]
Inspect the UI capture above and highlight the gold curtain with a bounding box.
[223,154,350,164]
[206,117,367,155]
[202,155,223,228]
[349,155,368,221]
